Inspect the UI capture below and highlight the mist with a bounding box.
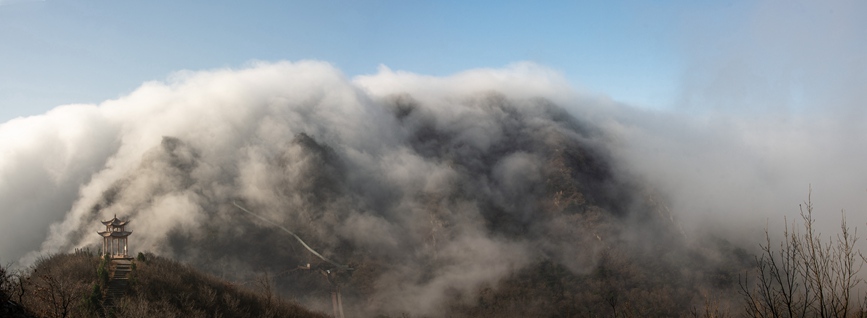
[0,55,865,315]
[664,0,867,241]
[0,61,613,315]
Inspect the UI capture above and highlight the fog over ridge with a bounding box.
[1,60,865,316]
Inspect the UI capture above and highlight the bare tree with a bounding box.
[29,265,79,318]
[255,271,275,307]
[0,262,10,303]
[741,190,865,318]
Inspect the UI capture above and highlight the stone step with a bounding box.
[104,259,134,307]
[104,278,130,305]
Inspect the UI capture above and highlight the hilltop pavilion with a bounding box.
[98,215,132,259]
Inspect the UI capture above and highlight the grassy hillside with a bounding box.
[1,250,327,318]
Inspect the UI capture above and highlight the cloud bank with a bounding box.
[1,61,630,315]
[1,58,865,315]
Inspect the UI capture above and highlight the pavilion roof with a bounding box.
[101,214,130,227]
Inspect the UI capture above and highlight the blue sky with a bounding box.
[0,0,862,122]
